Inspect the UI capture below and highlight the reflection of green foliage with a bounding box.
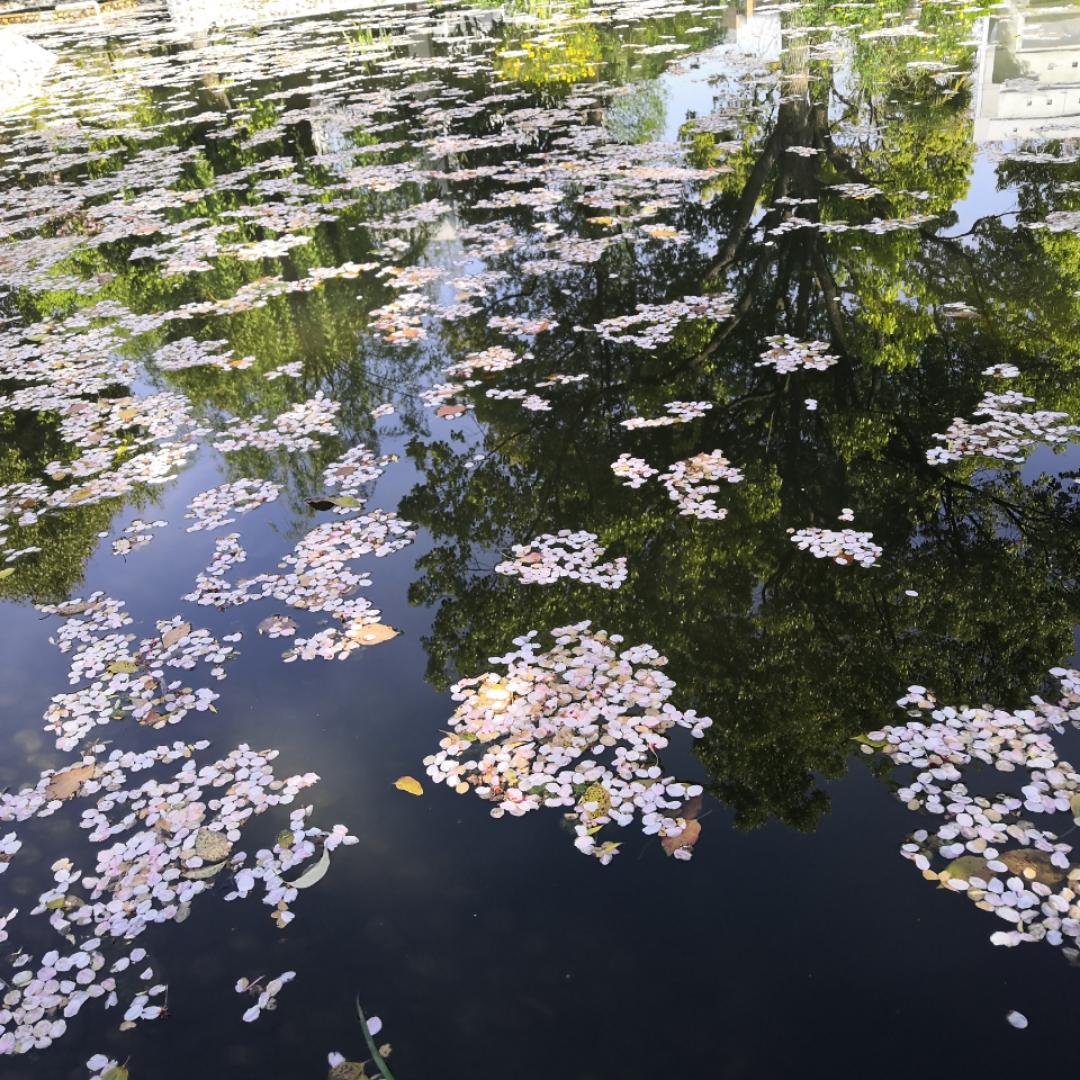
[496,24,603,87]
[395,0,1080,835]
[0,410,148,604]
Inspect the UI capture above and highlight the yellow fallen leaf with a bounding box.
[394,776,424,796]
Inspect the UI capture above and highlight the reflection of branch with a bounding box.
[891,416,1047,540]
[812,249,849,354]
[707,127,782,278]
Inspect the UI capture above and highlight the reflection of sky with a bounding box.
[659,51,729,141]
[944,153,1019,235]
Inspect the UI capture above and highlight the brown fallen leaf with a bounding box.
[328,1063,368,1080]
[45,762,97,801]
[999,848,1065,886]
[348,623,399,646]
[436,404,467,419]
[669,793,703,821]
[194,827,232,862]
[258,615,298,636]
[161,622,192,648]
[660,819,701,856]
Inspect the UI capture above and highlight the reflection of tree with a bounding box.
[0,411,138,603]
[401,1,1080,832]
[0,0,733,601]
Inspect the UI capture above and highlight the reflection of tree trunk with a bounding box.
[812,249,848,353]
[708,125,780,277]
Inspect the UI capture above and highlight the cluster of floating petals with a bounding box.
[444,345,523,378]
[755,336,838,374]
[211,393,340,455]
[423,624,710,863]
[865,669,1080,960]
[621,401,713,429]
[111,519,167,557]
[928,391,1080,465]
[593,292,736,349]
[236,970,296,1023]
[789,527,882,567]
[152,337,253,373]
[661,451,744,520]
[322,445,397,504]
[0,732,353,1055]
[185,508,413,663]
[611,453,659,489]
[184,479,281,533]
[30,596,239,752]
[495,531,627,589]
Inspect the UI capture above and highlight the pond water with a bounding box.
[2,0,1080,1076]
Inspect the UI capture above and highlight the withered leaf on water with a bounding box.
[660,819,701,856]
[194,827,232,862]
[940,854,993,884]
[45,762,97,800]
[999,848,1065,886]
[435,404,467,419]
[161,622,192,648]
[394,775,423,796]
[258,615,298,636]
[107,660,140,675]
[348,624,399,646]
[668,794,703,821]
[329,1063,368,1080]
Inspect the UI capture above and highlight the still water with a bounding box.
[1,0,1080,1076]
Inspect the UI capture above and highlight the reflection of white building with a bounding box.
[165,0,400,36]
[0,29,55,111]
[732,1,781,61]
[974,0,1080,141]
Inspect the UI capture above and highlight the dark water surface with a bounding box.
[2,0,1080,1077]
